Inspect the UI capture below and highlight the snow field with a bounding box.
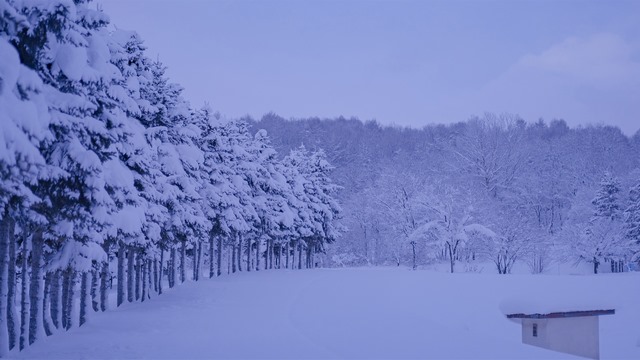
[14,267,640,359]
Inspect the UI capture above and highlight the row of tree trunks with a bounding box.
[207,238,322,273]
[0,229,317,356]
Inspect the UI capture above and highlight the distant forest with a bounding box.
[250,113,640,273]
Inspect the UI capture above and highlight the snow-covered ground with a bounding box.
[13,268,640,359]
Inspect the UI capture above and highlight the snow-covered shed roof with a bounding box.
[506,309,615,319]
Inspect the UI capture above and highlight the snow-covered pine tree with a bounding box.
[237,129,286,271]
[233,121,258,272]
[282,146,342,268]
[592,172,622,220]
[302,149,342,267]
[0,1,51,353]
[213,119,259,274]
[191,106,241,278]
[282,146,316,269]
[580,172,626,273]
[105,29,166,306]
[280,148,313,269]
[138,59,208,287]
[13,0,147,334]
[623,179,640,260]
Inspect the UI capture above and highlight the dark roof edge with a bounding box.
[506,309,615,319]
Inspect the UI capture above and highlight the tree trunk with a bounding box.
[309,246,313,268]
[60,269,68,332]
[192,242,197,281]
[79,271,89,326]
[29,230,44,345]
[90,265,98,312]
[192,241,198,281]
[264,240,269,271]
[291,241,295,270]
[285,242,290,269]
[62,268,74,330]
[410,241,417,270]
[158,249,164,295]
[147,260,152,299]
[237,238,243,272]
[100,262,108,312]
[447,243,455,273]
[180,241,186,284]
[216,236,222,277]
[255,238,260,271]
[117,241,125,306]
[50,270,61,329]
[277,245,282,269]
[141,259,147,302]
[0,215,10,356]
[246,237,251,272]
[231,243,237,273]
[196,241,202,281]
[135,252,141,301]
[298,240,302,270]
[153,258,158,293]
[144,259,149,300]
[227,244,231,275]
[19,235,29,350]
[7,218,17,350]
[42,272,53,336]
[169,247,175,288]
[209,233,215,279]
[127,246,134,302]
[593,258,599,274]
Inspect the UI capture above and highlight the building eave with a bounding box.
[506,309,615,319]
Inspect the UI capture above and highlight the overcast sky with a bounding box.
[100,0,640,136]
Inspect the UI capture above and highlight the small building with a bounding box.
[506,309,615,360]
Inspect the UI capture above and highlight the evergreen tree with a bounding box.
[0,1,51,353]
[592,172,622,220]
[623,179,640,260]
[139,59,208,286]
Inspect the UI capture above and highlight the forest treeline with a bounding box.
[251,113,640,273]
[0,0,340,355]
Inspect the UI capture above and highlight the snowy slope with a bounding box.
[14,268,639,359]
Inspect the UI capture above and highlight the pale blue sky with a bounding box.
[100,0,640,135]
